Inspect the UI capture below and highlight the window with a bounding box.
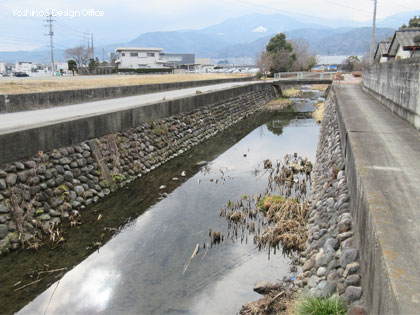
[147,52,155,57]
[122,53,125,56]
[130,52,138,57]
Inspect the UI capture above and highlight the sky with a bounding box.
[0,0,419,51]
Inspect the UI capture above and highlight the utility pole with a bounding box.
[102,48,105,62]
[91,33,94,59]
[45,14,55,75]
[370,0,378,64]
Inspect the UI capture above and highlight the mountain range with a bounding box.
[0,11,413,64]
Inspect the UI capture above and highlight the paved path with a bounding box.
[335,84,420,313]
[0,81,260,135]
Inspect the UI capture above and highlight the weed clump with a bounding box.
[295,295,347,315]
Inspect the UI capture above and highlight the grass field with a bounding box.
[0,73,252,94]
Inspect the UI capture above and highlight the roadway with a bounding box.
[0,80,261,135]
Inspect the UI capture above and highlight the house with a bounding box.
[115,47,167,69]
[374,41,390,63]
[15,61,36,74]
[195,58,214,73]
[388,28,420,60]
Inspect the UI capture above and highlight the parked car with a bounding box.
[14,72,29,77]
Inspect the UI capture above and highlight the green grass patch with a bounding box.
[256,195,285,210]
[296,295,347,315]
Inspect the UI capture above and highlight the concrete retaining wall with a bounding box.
[362,57,420,129]
[0,84,275,255]
[0,76,255,113]
[333,86,398,314]
[0,83,270,166]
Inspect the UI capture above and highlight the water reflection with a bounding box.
[18,113,319,315]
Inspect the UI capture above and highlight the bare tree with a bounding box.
[290,39,318,71]
[256,50,272,75]
[64,45,91,67]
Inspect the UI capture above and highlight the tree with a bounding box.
[400,16,420,29]
[67,60,77,76]
[342,56,361,71]
[88,58,99,73]
[64,45,91,68]
[265,33,296,73]
[290,39,318,71]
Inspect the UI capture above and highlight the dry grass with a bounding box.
[0,73,252,94]
[312,101,325,124]
[265,98,293,111]
[240,284,298,315]
[282,88,302,98]
[311,84,329,92]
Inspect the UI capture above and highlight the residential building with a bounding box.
[15,61,36,74]
[115,47,167,69]
[374,41,390,63]
[388,28,420,60]
[195,58,214,73]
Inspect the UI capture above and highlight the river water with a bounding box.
[3,91,321,315]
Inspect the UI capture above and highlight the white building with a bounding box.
[115,47,167,69]
[374,42,390,63]
[0,63,6,74]
[15,61,36,74]
[388,28,420,60]
[195,58,214,73]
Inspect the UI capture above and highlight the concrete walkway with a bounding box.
[334,84,420,314]
[0,81,260,135]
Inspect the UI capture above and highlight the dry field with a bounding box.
[0,73,252,94]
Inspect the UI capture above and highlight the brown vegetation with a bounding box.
[0,73,251,94]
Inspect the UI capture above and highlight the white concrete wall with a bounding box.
[363,57,420,129]
[117,50,166,69]
[395,46,411,60]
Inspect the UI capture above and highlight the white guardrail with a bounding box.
[274,72,335,80]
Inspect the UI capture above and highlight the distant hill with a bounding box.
[127,31,228,56]
[199,13,329,44]
[212,27,395,58]
[312,27,395,55]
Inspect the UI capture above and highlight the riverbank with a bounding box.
[240,87,366,314]
[297,88,365,309]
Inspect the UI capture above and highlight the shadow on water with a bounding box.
[1,106,320,315]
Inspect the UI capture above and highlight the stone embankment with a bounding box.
[0,88,275,255]
[297,89,365,311]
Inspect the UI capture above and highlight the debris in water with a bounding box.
[182,244,200,275]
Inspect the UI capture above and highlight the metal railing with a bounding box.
[274,72,335,80]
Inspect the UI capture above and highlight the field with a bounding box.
[0,73,252,94]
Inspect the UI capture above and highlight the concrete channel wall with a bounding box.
[0,76,255,113]
[362,57,420,130]
[0,83,270,166]
[0,82,275,255]
[333,86,398,314]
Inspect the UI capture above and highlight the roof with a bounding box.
[115,47,163,52]
[374,41,390,60]
[388,28,420,56]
